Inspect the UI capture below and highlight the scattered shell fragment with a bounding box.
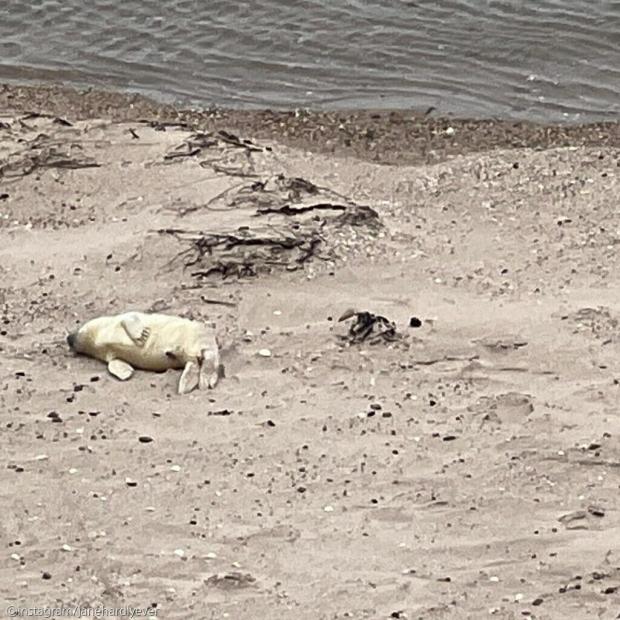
[257,349,272,357]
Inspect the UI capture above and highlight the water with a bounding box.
[1,0,619,122]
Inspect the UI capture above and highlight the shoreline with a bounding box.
[1,82,619,166]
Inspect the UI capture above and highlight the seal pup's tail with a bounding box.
[199,348,221,390]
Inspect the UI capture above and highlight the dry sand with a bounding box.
[1,86,619,619]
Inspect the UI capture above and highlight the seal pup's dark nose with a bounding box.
[67,332,77,350]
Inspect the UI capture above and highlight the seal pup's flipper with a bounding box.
[121,313,151,347]
[199,348,221,390]
[108,359,135,381]
[178,360,200,394]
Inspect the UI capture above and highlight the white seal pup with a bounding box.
[67,311,220,394]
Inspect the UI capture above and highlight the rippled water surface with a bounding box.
[1,0,619,121]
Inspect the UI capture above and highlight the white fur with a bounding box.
[68,311,220,393]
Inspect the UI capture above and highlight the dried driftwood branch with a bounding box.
[156,172,381,279]
[0,147,100,180]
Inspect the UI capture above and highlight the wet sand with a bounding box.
[1,84,619,619]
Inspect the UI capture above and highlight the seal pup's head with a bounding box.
[66,317,106,359]
[67,327,90,355]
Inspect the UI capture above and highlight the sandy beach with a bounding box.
[1,84,619,619]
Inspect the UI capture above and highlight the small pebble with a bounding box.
[61,544,72,552]
[257,349,272,357]
[125,477,137,487]
[170,465,181,472]
[174,549,185,558]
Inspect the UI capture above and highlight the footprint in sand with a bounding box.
[467,391,534,425]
